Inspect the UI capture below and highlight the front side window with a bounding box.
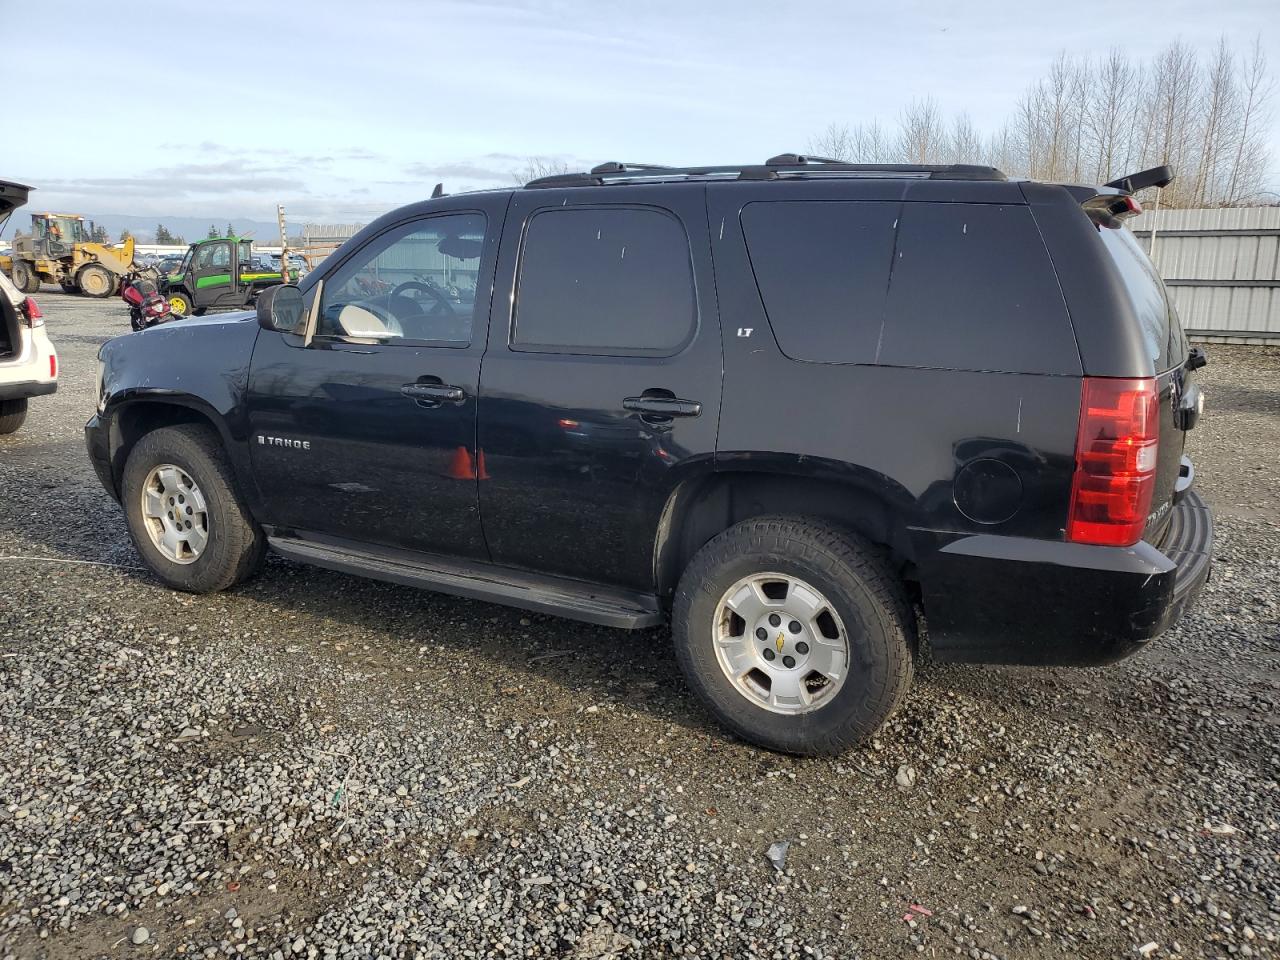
[196,242,230,271]
[512,206,696,356]
[317,213,485,344]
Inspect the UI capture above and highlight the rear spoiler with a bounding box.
[1077,165,1174,229]
[1103,165,1173,194]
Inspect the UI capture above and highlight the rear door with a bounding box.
[477,183,722,591]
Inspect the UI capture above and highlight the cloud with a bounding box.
[40,174,308,197]
[402,160,517,181]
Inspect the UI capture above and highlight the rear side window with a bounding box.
[1098,226,1182,372]
[878,203,1080,375]
[741,201,899,363]
[513,206,696,356]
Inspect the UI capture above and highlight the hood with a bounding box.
[0,180,32,233]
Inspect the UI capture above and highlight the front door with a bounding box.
[477,184,723,591]
[245,200,504,559]
[190,240,234,309]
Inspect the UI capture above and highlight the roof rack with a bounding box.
[526,155,1007,188]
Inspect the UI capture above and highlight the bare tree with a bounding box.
[945,113,983,164]
[897,98,945,164]
[1085,49,1139,184]
[807,37,1275,208]
[808,122,855,161]
[808,121,894,162]
[1225,37,1273,203]
[511,156,572,185]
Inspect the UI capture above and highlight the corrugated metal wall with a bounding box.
[1128,206,1280,342]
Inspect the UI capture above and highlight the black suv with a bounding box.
[87,156,1212,755]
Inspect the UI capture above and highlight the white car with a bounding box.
[1,180,58,435]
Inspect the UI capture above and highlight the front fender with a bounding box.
[94,314,261,511]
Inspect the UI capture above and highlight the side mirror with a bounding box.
[257,284,306,334]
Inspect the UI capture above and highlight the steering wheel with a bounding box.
[391,281,454,317]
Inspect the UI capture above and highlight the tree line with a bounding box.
[809,38,1274,208]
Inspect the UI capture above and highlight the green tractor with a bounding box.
[161,236,296,316]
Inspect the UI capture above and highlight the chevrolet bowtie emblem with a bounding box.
[776,633,785,654]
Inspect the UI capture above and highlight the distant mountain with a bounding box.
[1,212,303,244]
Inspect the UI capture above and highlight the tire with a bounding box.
[0,398,28,434]
[167,290,193,315]
[10,261,39,294]
[672,517,914,756]
[77,263,114,298]
[60,281,78,294]
[121,423,265,593]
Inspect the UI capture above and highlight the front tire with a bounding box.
[167,290,193,315]
[122,424,265,592]
[672,517,914,756]
[77,263,114,298]
[0,398,28,434]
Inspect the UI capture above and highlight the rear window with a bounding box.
[1098,226,1183,372]
[877,203,1080,375]
[740,201,899,363]
[512,206,697,356]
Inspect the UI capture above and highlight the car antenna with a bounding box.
[431,183,445,199]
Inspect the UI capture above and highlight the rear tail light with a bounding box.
[1067,377,1159,547]
[20,297,44,327]
[50,354,57,379]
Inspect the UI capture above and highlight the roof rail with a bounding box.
[524,156,1008,188]
[589,162,674,175]
[764,153,847,165]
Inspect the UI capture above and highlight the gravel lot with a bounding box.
[1,290,1277,960]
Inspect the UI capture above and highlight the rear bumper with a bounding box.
[0,379,56,401]
[917,489,1213,666]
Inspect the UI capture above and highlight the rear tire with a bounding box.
[672,517,914,756]
[0,398,28,434]
[76,263,114,298]
[10,261,39,293]
[121,423,265,593]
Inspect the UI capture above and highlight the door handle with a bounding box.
[401,382,466,405]
[623,396,702,419]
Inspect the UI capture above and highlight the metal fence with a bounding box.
[1129,206,1280,343]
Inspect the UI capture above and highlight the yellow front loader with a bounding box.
[0,213,135,297]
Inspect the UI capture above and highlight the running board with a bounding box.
[266,534,664,630]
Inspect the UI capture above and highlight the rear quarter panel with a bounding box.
[708,181,1082,546]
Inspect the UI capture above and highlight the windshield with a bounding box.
[177,247,194,275]
[45,217,87,243]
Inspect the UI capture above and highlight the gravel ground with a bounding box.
[1,290,1277,960]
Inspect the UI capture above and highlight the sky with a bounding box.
[4,0,1277,230]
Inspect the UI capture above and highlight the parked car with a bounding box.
[86,156,1212,755]
[156,256,185,278]
[0,180,58,435]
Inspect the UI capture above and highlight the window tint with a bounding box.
[317,213,485,345]
[740,201,899,363]
[513,207,696,355]
[1098,226,1180,372]
[878,203,1080,375]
